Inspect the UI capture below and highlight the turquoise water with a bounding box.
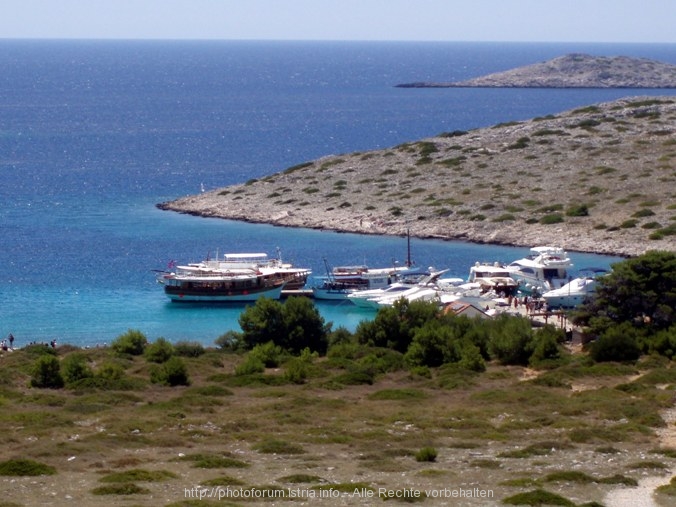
[2,40,667,347]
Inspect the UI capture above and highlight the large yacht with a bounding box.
[506,246,573,295]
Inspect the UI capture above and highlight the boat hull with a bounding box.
[312,287,357,300]
[165,283,285,302]
[542,294,588,308]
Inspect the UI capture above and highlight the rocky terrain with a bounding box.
[396,54,676,88]
[159,97,676,257]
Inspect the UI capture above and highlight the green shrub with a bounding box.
[97,361,126,381]
[214,330,242,351]
[503,489,575,506]
[642,221,662,229]
[150,356,190,386]
[633,208,656,218]
[61,353,94,385]
[254,439,305,454]
[91,483,150,495]
[566,204,589,217]
[487,315,534,366]
[111,329,148,356]
[30,355,64,388]
[415,447,437,462]
[179,453,249,469]
[506,137,530,150]
[369,388,427,401]
[99,469,177,482]
[493,213,516,222]
[540,213,564,225]
[0,458,56,476]
[235,354,265,376]
[588,323,641,362]
[173,341,206,357]
[144,337,175,363]
[656,477,676,497]
[250,341,284,368]
[283,348,315,384]
[22,343,57,357]
[238,296,328,354]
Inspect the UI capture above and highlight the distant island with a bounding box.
[396,54,676,88]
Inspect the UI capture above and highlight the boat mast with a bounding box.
[406,228,412,267]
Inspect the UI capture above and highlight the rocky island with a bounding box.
[396,53,676,88]
[159,97,676,257]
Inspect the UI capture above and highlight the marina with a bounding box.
[154,244,612,338]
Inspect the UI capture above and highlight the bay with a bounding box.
[2,40,673,347]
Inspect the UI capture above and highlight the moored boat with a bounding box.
[156,250,311,302]
[467,261,518,296]
[506,246,573,295]
[160,267,287,302]
[312,265,402,300]
[358,269,450,309]
[312,258,427,300]
[347,281,419,308]
[542,268,608,308]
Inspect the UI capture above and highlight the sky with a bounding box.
[0,0,674,43]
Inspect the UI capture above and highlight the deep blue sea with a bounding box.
[2,40,675,347]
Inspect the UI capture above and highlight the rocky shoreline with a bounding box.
[159,97,676,258]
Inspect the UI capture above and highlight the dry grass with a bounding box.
[0,346,675,506]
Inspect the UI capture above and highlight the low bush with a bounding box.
[588,323,641,362]
[235,354,265,376]
[415,447,437,462]
[61,352,93,385]
[111,329,148,356]
[254,439,305,454]
[150,356,190,386]
[144,337,174,363]
[540,213,564,225]
[503,489,575,506]
[30,355,64,389]
[99,469,177,482]
[178,453,249,469]
[91,483,150,495]
[174,341,206,357]
[0,458,56,476]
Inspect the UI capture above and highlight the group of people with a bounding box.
[1,334,59,351]
[1,333,15,351]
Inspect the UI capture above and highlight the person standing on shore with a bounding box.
[8,333,14,350]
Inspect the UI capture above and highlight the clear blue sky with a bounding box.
[1,0,674,43]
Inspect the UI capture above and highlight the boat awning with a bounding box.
[224,253,268,260]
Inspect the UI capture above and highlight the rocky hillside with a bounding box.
[159,97,676,257]
[397,54,676,88]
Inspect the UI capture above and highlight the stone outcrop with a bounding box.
[159,97,676,257]
[396,54,676,88]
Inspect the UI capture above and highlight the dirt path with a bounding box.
[604,396,676,506]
